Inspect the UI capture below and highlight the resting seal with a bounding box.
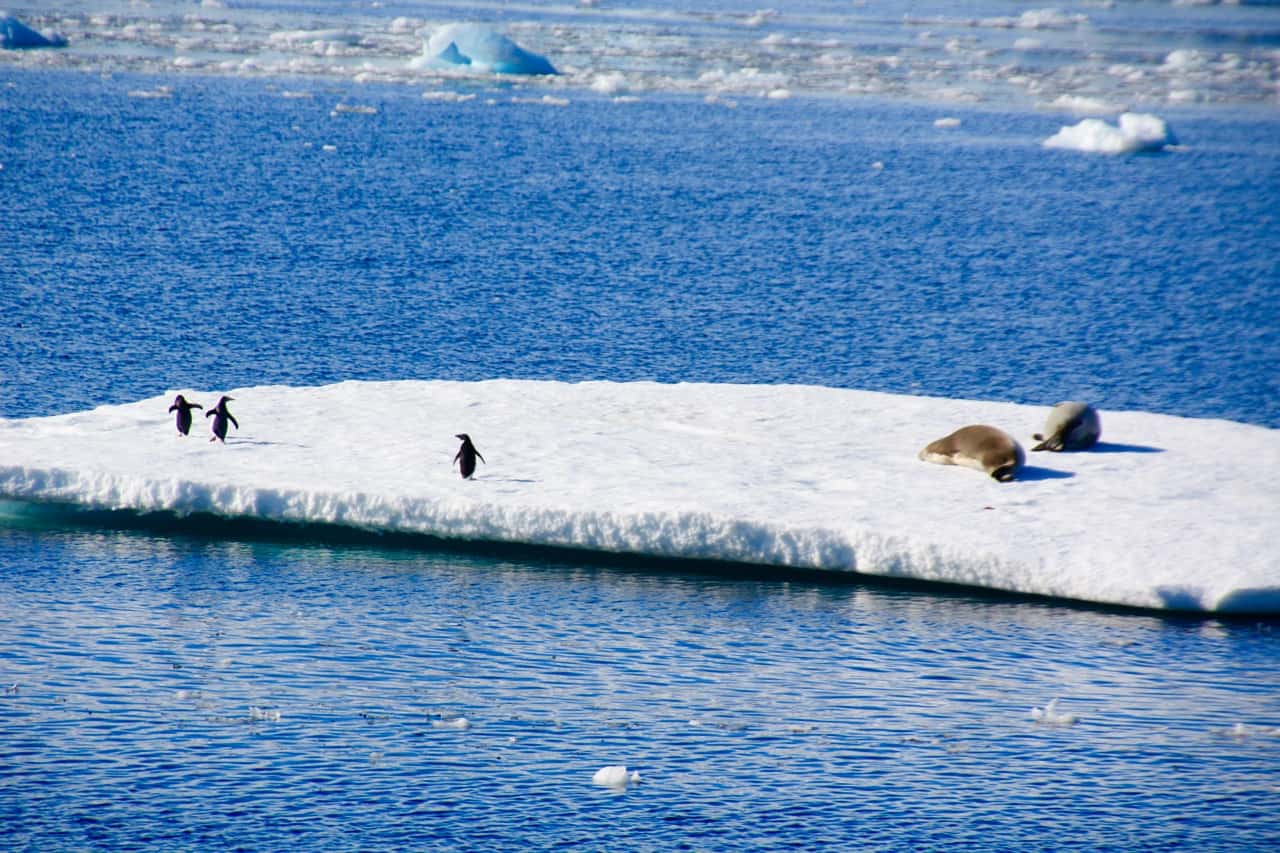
[1032,401,1100,452]
[919,424,1025,482]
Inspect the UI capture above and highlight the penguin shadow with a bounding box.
[1016,465,1076,482]
[224,438,308,449]
[474,476,540,485]
[1087,441,1164,454]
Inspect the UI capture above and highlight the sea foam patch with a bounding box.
[0,380,1275,613]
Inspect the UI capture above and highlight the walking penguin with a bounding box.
[206,395,239,443]
[453,434,485,479]
[168,394,202,436]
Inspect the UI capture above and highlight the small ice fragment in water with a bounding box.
[592,765,641,789]
[934,117,961,128]
[431,716,471,730]
[249,706,282,722]
[1030,698,1077,725]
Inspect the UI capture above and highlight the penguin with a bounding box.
[206,395,239,443]
[918,424,1025,482]
[453,434,485,479]
[1031,401,1101,452]
[168,394,202,436]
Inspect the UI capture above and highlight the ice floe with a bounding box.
[414,23,556,76]
[0,380,1276,614]
[1042,112,1176,154]
[592,765,641,789]
[0,13,66,49]
[1,3,1275,108]
[1030,698,1078,726]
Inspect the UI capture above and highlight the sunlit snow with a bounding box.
[0,380,1275,613]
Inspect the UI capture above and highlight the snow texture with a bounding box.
[0,380,1276,613]
[414,24,556,75]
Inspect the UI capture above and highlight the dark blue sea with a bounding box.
[2,63,1279,851]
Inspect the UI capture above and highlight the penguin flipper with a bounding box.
[229,414,240,430]
[476,451,486,464]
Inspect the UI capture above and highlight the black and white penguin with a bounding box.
[168,394,202,436]
[206,395,239,443]
[453,434,485,479]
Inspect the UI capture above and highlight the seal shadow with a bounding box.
[1088,441,1164,454]
[1016,465,1075,481]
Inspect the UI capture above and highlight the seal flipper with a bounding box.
[991,464,1018,482]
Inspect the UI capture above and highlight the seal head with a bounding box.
[1032,401,1100,452]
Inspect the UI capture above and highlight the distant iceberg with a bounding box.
[0,14,67,49]
[0,380,1275,613]
[413,24,556,75]
[1042,112,1176,154]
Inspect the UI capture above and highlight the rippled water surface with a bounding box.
[3,6,1280,847]
[1,512,1278,851]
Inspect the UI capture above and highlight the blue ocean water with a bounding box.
[2,70,1278,425]
[2,61,1280,851]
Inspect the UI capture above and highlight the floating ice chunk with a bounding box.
[249,706,282,722]
[1163,49,1208,72]
[422,91,477,103]
[128,86,174,100]
[331,103,378,116]
[414,23,556,76]
[1041,94,1126,115]
[983,9,1088,30]
[268,29,361,47]
[592,765,641,789]
[1,380,1276,613]
[590,72,629,96]
[511,94,570,107]
[389,17,422,35]
[1042,112,1176,154]
[0,14,67,49]
[431,716,471,730]
[934,117,962,128]
[1030,698,1078,725]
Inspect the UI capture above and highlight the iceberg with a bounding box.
[0,14,67,49]
[1042,112,1176,154]
[0,380,1276,614]
[414,24,556,75]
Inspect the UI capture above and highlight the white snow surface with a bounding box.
[0,380,1276,614]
